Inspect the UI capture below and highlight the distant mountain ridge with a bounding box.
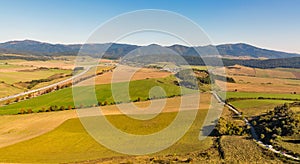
[0,40,299,59]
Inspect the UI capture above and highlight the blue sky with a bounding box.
[0,0,300,53]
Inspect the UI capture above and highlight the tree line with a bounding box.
[17,93,184,115]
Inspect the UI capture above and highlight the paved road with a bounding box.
[212,91,300,162]
[0,66,92,102]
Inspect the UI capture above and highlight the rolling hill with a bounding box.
[0,40,299,59]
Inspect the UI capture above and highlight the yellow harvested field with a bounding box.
[0,66,35,72]
[100,93,211,116]
[0,110,77,148]
[217,74,300,93]
[0,82,25,97]
[232,75,299,85]
[99,58,117,63]
[223,65,296,79]
[225,65,256,76]
[255,68,296,79]
[78,65,171,86]
[7,60,75,69]
[0,93,212,148]
[213,65,300,93]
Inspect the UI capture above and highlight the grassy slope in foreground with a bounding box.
[221,136,281,163]
[0,110,212,163]
[275,135,300,155]
[0,76,193,115]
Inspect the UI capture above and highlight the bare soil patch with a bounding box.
[292,72,300,79]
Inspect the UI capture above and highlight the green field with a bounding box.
[0,76,194,115]
[225,92,300,100]
[229,99,295,116]
[0,110,213,163]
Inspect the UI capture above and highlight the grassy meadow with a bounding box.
[229,99,295,117]
[225,92,300,100]
[0,110,214,163]
[0,76,194,115]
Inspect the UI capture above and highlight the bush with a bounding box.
[49,105,58,111]
[60,106,65,111]
[27,109,33,114]
[97,101,102,106]
[133,97,141,102]
[5,100,11,105]
[18,109,26,114]
[38,108,45,113]
[14,97,20,102]
[216,117,245,136]
[103,101,108,106]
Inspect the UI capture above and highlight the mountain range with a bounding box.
[0,40,299,59]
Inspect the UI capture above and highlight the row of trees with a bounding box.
[18,105,74,114]
[17,93,184,115]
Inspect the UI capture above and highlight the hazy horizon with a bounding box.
[2,38,300,55]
